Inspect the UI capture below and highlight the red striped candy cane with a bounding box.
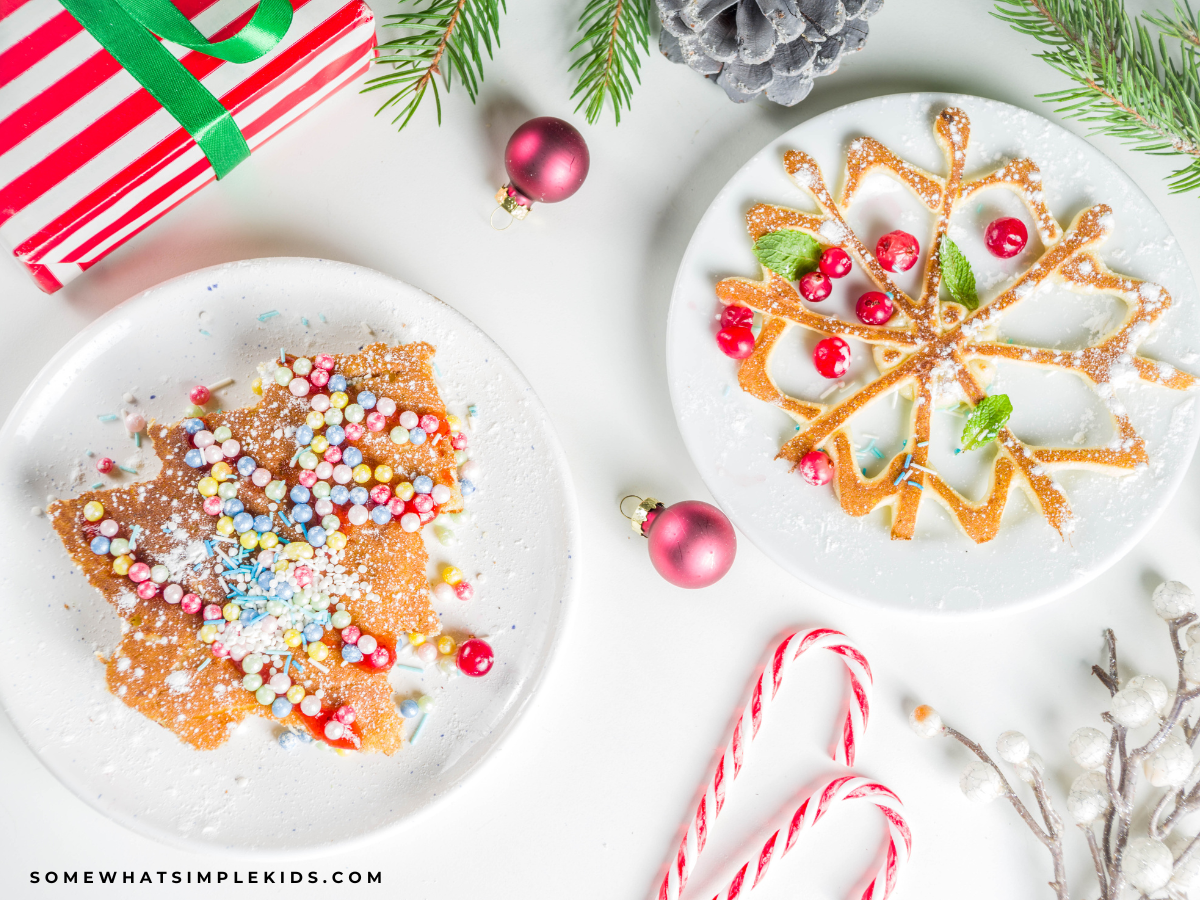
[710,775,910,900]
[658,628,875,900]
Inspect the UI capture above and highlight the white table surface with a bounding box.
[4,1,1200,897]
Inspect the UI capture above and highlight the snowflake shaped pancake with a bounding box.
[718,107,1195,543]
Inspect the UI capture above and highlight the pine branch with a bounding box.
[993,0,1200,193]
[569,0,653,125]
[362,0,505,131]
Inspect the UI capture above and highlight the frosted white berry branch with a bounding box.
[910,581,1200,899]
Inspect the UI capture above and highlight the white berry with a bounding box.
[1124,836,1173,892]
[1170,849,1200,893]
[1069,726,1109,770]
[1128,675,1170,714]
[1066,771,1109,824]
[1153,581,1195,619]
[960,760,1003,803]
[1015,751,1044,785]
[1111,687,1156,728]
[909,705,944,739]
[996,730,1030,765]
[1144,735,1194,787]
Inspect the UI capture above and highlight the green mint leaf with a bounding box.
[939,235,978,311]
[753,230,822,280]
[961,394,1013,451]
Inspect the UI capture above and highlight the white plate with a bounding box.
[0,258,578,852]
[667,93,1200,614]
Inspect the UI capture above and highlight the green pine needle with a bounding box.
[363,0,505,131]
[993,0,1200,193]
[569,0,654,125]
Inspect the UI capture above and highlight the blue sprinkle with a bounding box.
[325,424,345,445]
[328,374,347,393]
[280,348,286,364]
[278,731,299,751]
[237,456,257,477]
[408,427,427,446]
[341,644,364,663]
[356,391,376,410]
[233,512,254,533]
[319,314,327,323]
[97,413,118,422]
[134,433,141,447]
[289,485,311,504]
[90,536,111,555]
[199,330,211,337]
[278,510,293,527]
[370,506,391,525]
[393,663,424,674]
[303,623,324,642]
[296,425,313,446]
[433,362,442,377]
[203,541,213,558]
[223,498,245,516]
[91,481,104,490]
[307,525,327,546]
[253,514,272,534]
[330,485,350,505]
[291,504,313,524]
[341,447,362,467]
[196,658,211,673]
[411,713,430,744]
[413,475,433,495]
[468,404,478,417]
[257,310,280,322]
[349,486,369,506]
[301,317,310,328]
[460,479,475,496]
[904,453,913,469]
[893,472,906,486]
[183,418,205,435]
[909,482,924,490]
[184,448,204,468]
[399,699,420,718]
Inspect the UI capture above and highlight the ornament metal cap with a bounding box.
[620,495,664,536]
[490,185,531,230]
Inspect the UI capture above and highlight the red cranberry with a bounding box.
[720,305,753,329]
[876,230,920,272]
[813,336,851,379]
[457,638,494,677]
[984,217,1028,258]
[856,291,894,325]
[95,457,114,474]
[798,451,834,486]
[799,271,832,302]
[819,247,852,278]
[717,325,755,359]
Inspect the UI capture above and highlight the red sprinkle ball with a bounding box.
[798,450,834,486]
[813,336,852,379]
[457,638,494,677]
[189,385,211,405]
[875,230,920,273]
[819,247,852,278]
[856,291,894,326]
[799,271,832,302]
[985,216,1029,258]
[95,457,114,474]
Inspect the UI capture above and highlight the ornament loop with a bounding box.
[489,206,514,231]
[620,495,662,535]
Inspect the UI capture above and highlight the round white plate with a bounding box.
[0,259,578,852]
[667,93,1200,614]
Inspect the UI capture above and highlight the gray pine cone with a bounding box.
[657,0,883,106]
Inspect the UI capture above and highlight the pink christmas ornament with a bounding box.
[625,496,736,588]
[494,117,589,224]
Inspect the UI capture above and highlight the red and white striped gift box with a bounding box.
[0,0,375,292]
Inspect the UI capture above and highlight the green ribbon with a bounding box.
[57,0,294,179]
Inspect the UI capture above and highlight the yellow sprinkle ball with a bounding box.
[197,477,219,497]
[222,602,240,621]
[442,566,463,585]
[311,435,330,454]
[437,635,457,655]
[374,465,393,483]
[352,464,372,484]
[447,414,463,431]
[216,516,235,536]
[239,531,259,550]
[198,624,218,643]
[395,482,414,501]
[83,500,105,522]
[306,410,325,429]
[408,632,426,647]
[326,531,347,551]
[283,628,302,648]
[210,461,232,481]
[307,642,329,661]
[259,532,279,549]
[252,377,263,396]
[283,541,314,560]
[274,560,289,572]
[286,685,305,703]
[330,391,349,409]
[112,555,132,575]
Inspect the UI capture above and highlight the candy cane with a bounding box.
[708,775,910,900]
[658,628,875,900]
